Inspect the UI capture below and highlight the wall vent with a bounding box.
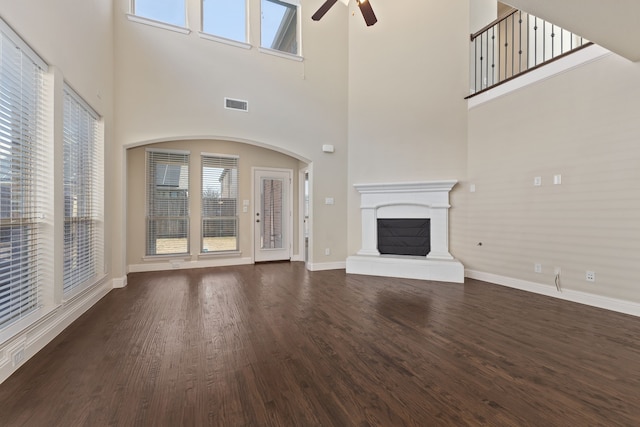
[224,97,249,112]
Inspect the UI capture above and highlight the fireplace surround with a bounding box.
[346,181,464,283]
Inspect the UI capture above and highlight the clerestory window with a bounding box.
[261,0,300,56]
[133,0,186,27]
[202,0,247,43]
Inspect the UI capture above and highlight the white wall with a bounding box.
[464,52,640,305]
[347,0,470,256]
[114,0,349,269]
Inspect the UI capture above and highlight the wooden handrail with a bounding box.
[470,7,518,41]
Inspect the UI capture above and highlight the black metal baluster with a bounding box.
[518,11,522,73]
[497,20,501,83]
[479,33,484,90]
[491,26,495,86]
[511,14,515,78]
[485,31,489,87]
[534,17,538,66]
[526,13,530,70]
[543,20,546,61]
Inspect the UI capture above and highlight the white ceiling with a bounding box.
[504,0,640,62]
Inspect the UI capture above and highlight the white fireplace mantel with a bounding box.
[346,180,464,283]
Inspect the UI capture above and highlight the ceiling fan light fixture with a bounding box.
[312,0,377,26]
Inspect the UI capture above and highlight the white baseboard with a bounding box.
[112,276,128,288]
[307,261,346,271]
[128,257,253,273]
[0,280,112,384]
[466,269,640,318]
[291,254,304,262]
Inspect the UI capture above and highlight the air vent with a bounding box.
[224,97,249,112]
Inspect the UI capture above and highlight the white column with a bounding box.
[426,204,454,260]
[357,207,380,256]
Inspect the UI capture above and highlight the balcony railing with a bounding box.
[468,8,592,97]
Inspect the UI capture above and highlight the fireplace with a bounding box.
[346,181,464,283]
[377,218,430,256]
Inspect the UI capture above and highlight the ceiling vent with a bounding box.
[224,97,249,112]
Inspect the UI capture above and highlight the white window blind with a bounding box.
[63,86,104,296]
[0,23,47,330]
[201,155,238,253]
[147,150,190,256]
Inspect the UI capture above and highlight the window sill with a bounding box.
[198,32,251,50]
[198,250,242,259]
[0,306,57,346]
[126,14,191,35]
[62,273,109,304]
[142,254,191,262]
[258,47,304,62]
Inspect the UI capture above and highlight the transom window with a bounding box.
[261,0,299,55]
[134,0,186,27]
[202,0,247,42]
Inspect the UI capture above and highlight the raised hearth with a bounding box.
[346,181,464,283]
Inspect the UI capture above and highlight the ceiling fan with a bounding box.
[312,0,378,27]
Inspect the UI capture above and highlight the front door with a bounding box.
[254,168,292,262]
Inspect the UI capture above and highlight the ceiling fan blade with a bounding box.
[312,0,339,21]
[357,0,377,26]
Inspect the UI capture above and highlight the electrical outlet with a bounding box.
[533,176,542,186]
[554,267,561,276]
[534,263,542,273]
[324,248,331,256]
[586,271,596,282]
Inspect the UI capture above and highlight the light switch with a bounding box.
[325,197,334,205]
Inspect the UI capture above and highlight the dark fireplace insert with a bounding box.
[377,218,430,256]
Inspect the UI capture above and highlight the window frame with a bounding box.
[259,0,303,58]
[0,18,50,337]
[201,153,239,255]
[129,0,190,34]
[62,85,105,298]
[201,0,249,46]
[146,149,191,257]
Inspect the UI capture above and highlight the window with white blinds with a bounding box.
[201,154,238,253]
[147,150,190,256]
[0,22,48,330]
[63,86,104,296]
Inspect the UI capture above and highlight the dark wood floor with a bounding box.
[1,263,639,426]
